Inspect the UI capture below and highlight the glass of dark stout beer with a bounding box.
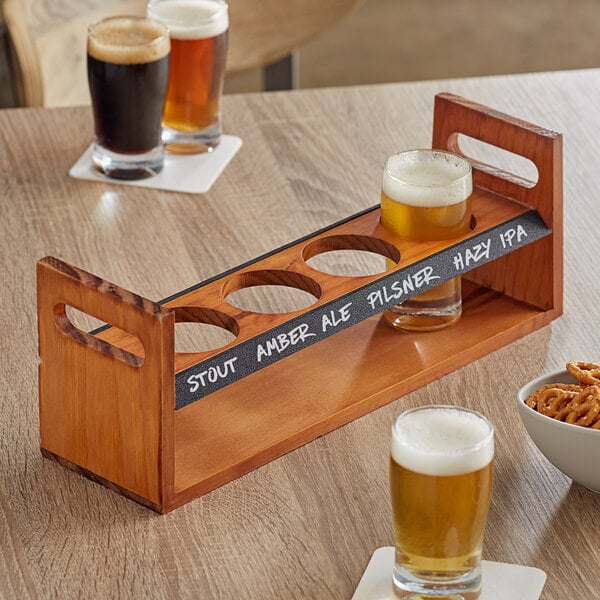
[87,16,170,179]
[147,0,229,154]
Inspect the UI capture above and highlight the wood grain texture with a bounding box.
[3,0,364,107]
[1,70,600,598]
[37,257,175,508]
[39,96,558,511]
[95,189,542,373]
[433,92,563,313]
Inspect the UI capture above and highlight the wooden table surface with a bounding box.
[1,69,599,599]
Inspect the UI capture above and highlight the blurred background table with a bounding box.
[1,69,599,598]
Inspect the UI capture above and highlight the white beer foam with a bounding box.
[148,0,228,40]
[391,407,493,476]
[88,17,170,65]
[383,150,472,208]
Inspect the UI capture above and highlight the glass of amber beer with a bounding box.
[381,149,473,331]
[390,405,494,598]
[87,16,170,179]
[147,0,229,153]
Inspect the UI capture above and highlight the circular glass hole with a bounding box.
[302,234,400,277]
[172,306,239,354]
[174,322,237,353]
[305,249,389,277]
[225,284,318,314]
[223,270,321,314]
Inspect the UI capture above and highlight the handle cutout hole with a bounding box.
[452,134,539,187]
[65,305,109,332]
[57,304,144,366]
[223,270,321,314]
[173,306,239,353]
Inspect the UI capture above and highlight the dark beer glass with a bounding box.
[87,16,170,179]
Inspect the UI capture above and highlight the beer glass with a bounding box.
[390,405,494,598]
[147,0,229,154]
[380,149,473,331]
[87,16,170,179]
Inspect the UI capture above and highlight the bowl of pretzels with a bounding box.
[518,361,600,493]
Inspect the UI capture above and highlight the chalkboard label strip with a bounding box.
[174,209,549,409]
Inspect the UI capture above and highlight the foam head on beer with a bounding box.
[87,17,171,65]
[147,0,229,40]
[391,406,494,476]
[383,150,473,208]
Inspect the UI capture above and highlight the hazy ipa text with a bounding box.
[390,406,493,597]
[380,149,472,331]
[87,16,170,178]
[148,0,228,152]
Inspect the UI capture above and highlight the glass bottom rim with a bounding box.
[92,143,163,180]
[393,563,482,598]
[162,123,221,154]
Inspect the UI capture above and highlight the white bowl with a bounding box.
[517,369,600,493]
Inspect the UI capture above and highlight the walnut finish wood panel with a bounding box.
[433,93,563,313]
[36,92,559,512]
[37,257,175,507]
[1,71,600,598]
[172,281,553,506]
[94,188,536,373]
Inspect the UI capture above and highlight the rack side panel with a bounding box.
[432,92,563,314]
[37,257,175,508]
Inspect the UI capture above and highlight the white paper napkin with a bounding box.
[352,547,546,600]
[69,134,242,194]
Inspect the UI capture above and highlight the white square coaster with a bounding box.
[352,547,546,600]
[69,134,242,194]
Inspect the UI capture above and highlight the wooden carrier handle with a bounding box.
[432,93,563,311]
[37,257,175,510]
[38,256,169,364]
[433,92,562,223]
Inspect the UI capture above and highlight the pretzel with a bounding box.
[566,361,600,386]
[562,386,600,428]
[525,366,600,429]
[525,383,581,412]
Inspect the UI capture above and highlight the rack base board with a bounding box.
[45,280,558,513]
[167,280,561,510]
[41,449,163,513]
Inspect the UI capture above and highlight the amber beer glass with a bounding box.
[147,0,229,153]
[87,16,170,179]
[390,406,494,598]
[380,149,473,331]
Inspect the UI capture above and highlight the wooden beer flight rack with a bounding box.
[37,94,563,513]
